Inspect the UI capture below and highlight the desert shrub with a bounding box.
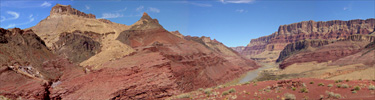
[333,93,341,99]
[369,85,375,90]
[253,83,257,86]
[327,84,333,87]
[353,86,361,91]
[341,84,349,88]
[300,87,309,93]
[177,93,190,98]
[326,91,341,99]
[228,88,236,93]
[292,87,296,91]
[352,90,357,93]
[244,82,250,85]
[283,93,296,100]
[336,84,341,88]
[204,88,212,94]
[222,91,229,96]
[310,81,314,84]
[318,83,324,86]
[346,79,350,82]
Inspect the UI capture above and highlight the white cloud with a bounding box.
[148,7,160,13]
[235,9,247,13]
[136,6,144,12]
[41,1,51,7]
[100,13,124,19]
[1,11,20,22]
[4,14,35,29]
[343,4,352,11]
[85,5,90,10]
[220,0,255,4]
[180,1,212,7]
[115,7,127,12]
[7,11,20,20]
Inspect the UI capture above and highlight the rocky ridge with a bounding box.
[234,19,375,62]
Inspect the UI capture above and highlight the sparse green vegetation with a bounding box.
[318,83,324,86]
[354,86,361,91]
[336,84,342,88]
[283,93,296,100]
[204,88,212,95]
[333,93,342,99]
[352,90,357,93]
[346,79,350,82]
[253,83,257,86]
[222,88,236,96]
[341,84,349,88]
[198,88,204,91]
[310,81,314,84]
[0,95,11,100]
[244,82,250,85]
[335,80,343,83]
[222,91,229,96]
[176,93,190,99]
[300,87,309,93]
[327,84,333,87]
[228,88,236,93]
[326,91,341,99]
[292,87,296,91]
[369,85,375,90]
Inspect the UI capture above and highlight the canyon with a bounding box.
[0,4,258,99]
[1,3,374,100]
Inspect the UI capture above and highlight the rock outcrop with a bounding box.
[52,31,102,63]
[49,4,96,18]
[0,28,84,99]
[237,19,375,62]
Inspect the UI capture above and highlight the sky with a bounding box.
[1,0,374,47]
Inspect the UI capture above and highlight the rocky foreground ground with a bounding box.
[169,78,375,100]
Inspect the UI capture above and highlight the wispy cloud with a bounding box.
[343,3,352,11]
[1,11,20,22]
[180,1,212,7]
[115,7,127,12]
[85,5,90,10]
[148,7,160,13]
[4,14,35,29]
[5,24,16,29]
[100,13,124,19]
[41,1,51,7]
[220,0,255,4]
[235,9,247,13]
[136,6,144,12]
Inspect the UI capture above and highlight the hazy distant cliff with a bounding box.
[234,19,375,62]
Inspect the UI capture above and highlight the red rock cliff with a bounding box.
[238,19,375,61]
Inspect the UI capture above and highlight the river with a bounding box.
[237,63,275,84]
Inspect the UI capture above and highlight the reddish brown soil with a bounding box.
[171,78,375,100]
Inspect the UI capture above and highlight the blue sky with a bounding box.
[1,0,374,47]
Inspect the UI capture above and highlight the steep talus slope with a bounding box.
[236,19,375,62]
[0,28,84,99]
[30,4,135,68]
[276,40,332,63]
[49,12,259,99]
